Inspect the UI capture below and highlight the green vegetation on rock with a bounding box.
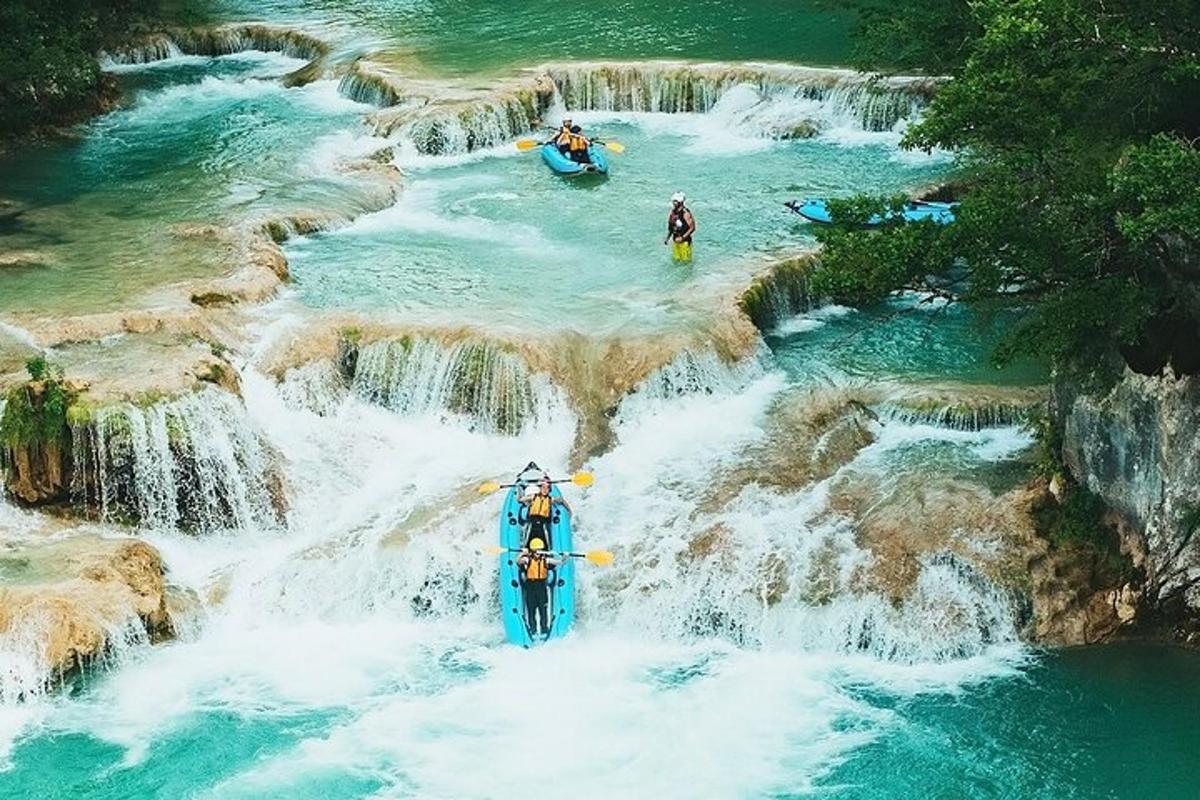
[822,0,1200,384]
[1,358,74,450]
[0,1,209,137]
[738,257,814,331]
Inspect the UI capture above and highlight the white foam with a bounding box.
[327,173,572,258]
[302,125,394,175]
[296,78,376,114]
[774,304,856,335]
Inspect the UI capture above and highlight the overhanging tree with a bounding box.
[819,0,1200,381]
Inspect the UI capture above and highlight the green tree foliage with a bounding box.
[0,1,206,136]
[820,0,1200,382]
[843,0,980,74]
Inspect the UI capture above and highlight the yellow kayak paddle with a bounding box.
[482,545,615,566]
[477,470,594,495]
[514,138,624,154]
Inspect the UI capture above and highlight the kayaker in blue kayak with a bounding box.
[517,538,563,636]
[664,192,696,262]
[518,477,573,547]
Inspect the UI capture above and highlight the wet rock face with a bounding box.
[2,367,281,532]
[1057,370,1200,613]
[1,380,78,504]
[0,537,173,700]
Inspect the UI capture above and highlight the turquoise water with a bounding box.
[2,643,1196,798]
[290,119,943,331]
[767,297,1048,386]
[0,53,375,314]
[1,3,1194,800]
[212,0,856,74]
[820,645,1200,799]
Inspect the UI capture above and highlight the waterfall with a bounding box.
[101,24,329,67]
[618,347,770,413]
[740,257,815,331]
[278,361,349,416]
[338,67,412,107]
[372,87,553,154]
[72,389,279,532]
[875,400,1037,432]
[545,62,930,133]
[403,98,543,155]
[577,359,1022,660]
[347,337,564,435]
[99,35,184,66]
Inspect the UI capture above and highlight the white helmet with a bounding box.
[671,192,686,204]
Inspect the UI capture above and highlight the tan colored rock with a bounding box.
[0,537,173,693]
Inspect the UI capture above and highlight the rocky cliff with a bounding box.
[1056,369,1200,628]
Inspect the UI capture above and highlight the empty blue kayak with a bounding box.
[786,198,956,226]
[498,463,575,647]
[540,143,609,176]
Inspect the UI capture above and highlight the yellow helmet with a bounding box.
[529,538,545,551]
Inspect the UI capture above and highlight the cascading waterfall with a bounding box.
[624,346,769,404]
[740,258,815,331]
[338,67,414,107]
[401,98,543,155]
[71,388,278,532]
[8,4,1175,793]
[574,346,1022,660]
[348,337,564,435]
[346,60,926,159]
[101,25,329,67]
[370,87,553,154]
[545,62,929,133]
[99,35,184,66]
[875,400,1038,432]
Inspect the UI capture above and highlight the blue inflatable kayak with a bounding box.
[540,143,609,176]
[498,463,575,647]
[786,198,956,226]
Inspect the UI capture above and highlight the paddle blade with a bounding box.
[571,471,595,488]
[515,139,541,151]
[601,141,625,154]
[481,545,508,555]
[478,480,501,495]
[585,550,614,566]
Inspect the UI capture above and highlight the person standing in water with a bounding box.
[664,192,696,262]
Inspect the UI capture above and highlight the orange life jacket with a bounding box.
[529,494,552,518]
[525,553,548,581]
[568,132,588,152]
[555,126,571,146]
